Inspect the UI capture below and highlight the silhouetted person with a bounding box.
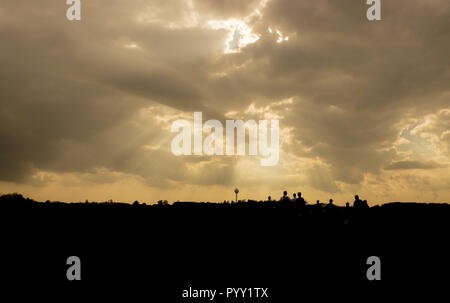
[342,202,351,223]
[326,198,336,208]
[362,199,369,208]
[295,192,306,215]
[293,193,297,199]
[298,192,306,204]
[279,190,291,209]
[268,196,271,202]
[353,195,363,208]
[313,200,321,216]
[280,190,291,202]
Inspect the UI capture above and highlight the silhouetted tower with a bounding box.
[234,188,239,203]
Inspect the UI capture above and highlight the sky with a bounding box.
[0,0,449,205]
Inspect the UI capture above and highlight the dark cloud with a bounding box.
[385,160,446,170]
[195,0,262,19]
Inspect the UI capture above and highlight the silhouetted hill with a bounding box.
[1,193,449,299]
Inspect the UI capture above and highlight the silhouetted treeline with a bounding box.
[2,192,449,230]
[2,192,448,210]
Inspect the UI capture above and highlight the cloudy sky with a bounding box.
[1,0,449,204]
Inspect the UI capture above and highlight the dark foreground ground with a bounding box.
[1,194,449,300]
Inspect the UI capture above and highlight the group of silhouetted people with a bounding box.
[353,195,369,208]
[276,191,369,214]
[276,190,307,214]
